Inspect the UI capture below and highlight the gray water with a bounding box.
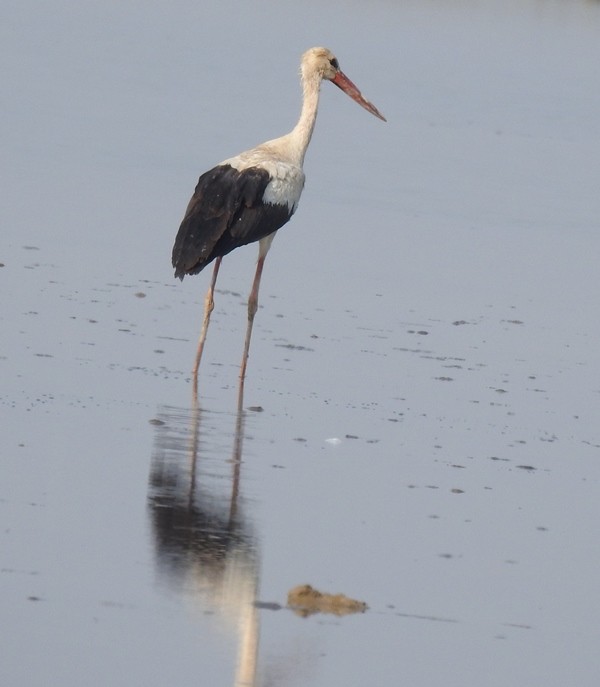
[2,1,600,685]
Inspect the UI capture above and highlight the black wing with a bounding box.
[172,164,293,279]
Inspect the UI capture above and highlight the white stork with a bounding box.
[172,46,386,386]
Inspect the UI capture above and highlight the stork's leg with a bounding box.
[193,256,222,381]
[239,254,266,383]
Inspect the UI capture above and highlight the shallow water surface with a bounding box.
[2,1,600,686]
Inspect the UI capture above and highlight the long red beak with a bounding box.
[331,70,386,122]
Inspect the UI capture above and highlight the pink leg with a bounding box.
[239,255,266,383]
[193,257,222,382]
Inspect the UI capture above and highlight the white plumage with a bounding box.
[222,154,306,213]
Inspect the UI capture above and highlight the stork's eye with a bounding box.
[329,57,339,69]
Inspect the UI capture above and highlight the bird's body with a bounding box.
[172,47,385,389]
[172,155,303,279]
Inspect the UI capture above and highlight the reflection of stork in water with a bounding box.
[148,400,259,686]
[172,47,386,392]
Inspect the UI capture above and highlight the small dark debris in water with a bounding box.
[435,376,453,382]
[366,439,380,444]
[288,584,367,617]
[134,292,146,298]
[88,319,97,324]
[395,611,458,624]
[536,526,548,531]
[34,353,53,358]
[489,456,509,462]
[494,388,508,393]
[503,319,524,325]
[153,349,165,354]
[27,595,42,602]
[452,320,469,326]
[254,601,283,611]
[23,245,40,251]
[0,262,4,267]
[293,437,307,442]
[247,405,263,412]
[345,434,359,440]
[275,343,315,351]
[451,488,464,494]
[583,440,600,449]
[516,465,536,471]
[407,329,429,335]
[438,553,454,559]
[149,418,165,426]
[451,464,465,469]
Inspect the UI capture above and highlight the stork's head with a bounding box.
[301,47,386,122]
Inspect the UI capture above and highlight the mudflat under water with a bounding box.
[2,2,600,685]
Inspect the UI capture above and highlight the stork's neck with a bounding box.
[287,72,321,167]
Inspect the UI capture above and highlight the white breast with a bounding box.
[222,146,306,213]
[261,162,305,212]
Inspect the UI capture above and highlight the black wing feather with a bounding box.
[172,164,293,279]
